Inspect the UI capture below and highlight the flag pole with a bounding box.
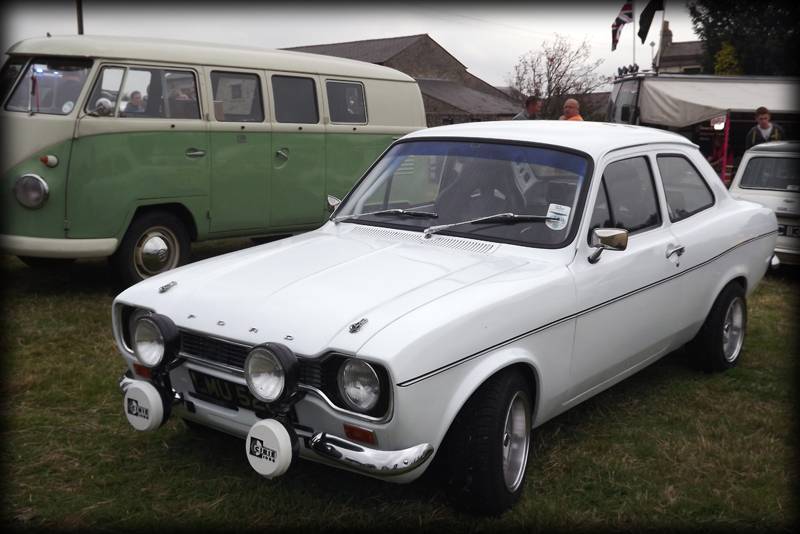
[632,1,636,65]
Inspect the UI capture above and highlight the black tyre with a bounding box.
[111,211,190,287]
[18,256,75,269]
[690,282,747,373]
[440,369,533,515]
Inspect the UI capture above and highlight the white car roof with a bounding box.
[403,120,696,159]
[7,35,415,83]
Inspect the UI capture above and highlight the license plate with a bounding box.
[778,224,800,238]
[189,369,269,412]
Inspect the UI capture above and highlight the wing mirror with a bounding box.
[87,97,113,117]
[327,195,342,214]
[588,228,628,264]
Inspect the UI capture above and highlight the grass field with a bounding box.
[1,241,797,531]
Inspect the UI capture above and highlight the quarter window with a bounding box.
[656,155,714,222]
[593,156,661,234]
[210,71,264,122]
[0,56,28,104]
[272,75,318,124]
[119,68,200,119]
[326,80,366,123]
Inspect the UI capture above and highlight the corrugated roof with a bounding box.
[418,79,519,115]
[285,34,427,64]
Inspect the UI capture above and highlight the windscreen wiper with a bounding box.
[334,208,438,223]
[422,212,558,238]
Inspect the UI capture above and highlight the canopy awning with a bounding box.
[638,76,800,128]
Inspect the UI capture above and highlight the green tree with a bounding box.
[714,41,743,75]
[688,0,799,76]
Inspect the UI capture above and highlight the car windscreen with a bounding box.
[335,140,592,248]
[739,157,800,192]
[5,57,93,115]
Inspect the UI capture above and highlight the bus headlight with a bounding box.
[14,174,49,209]
[337,359,380,412]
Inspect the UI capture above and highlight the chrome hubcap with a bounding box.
[722,297,745,363]
[134,227,180,278]
[502,391,531,492]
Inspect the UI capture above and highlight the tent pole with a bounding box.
[722,111,731,185]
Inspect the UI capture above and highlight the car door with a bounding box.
[567,150,686,406]
[266,72,326,229]
[207,68,271,234]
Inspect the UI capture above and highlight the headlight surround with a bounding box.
[132,313,179,368]
[245,344,298,404]
[337,358,381,413]
[14,173,49,209]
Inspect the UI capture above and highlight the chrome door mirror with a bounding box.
[327,195,342,214]
[588,228,628,264]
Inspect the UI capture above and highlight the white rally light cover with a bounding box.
[245,419,293,478]
[134,318,165,367]
[124,380,164,431]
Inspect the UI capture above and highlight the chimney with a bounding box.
[661,20,672,48]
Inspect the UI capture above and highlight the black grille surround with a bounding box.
[178,330,390,418]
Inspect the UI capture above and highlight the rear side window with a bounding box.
[740,157,800,192]
[326,80,366,123]
[119,67,200,119]
[272,75,318,124]
[596,156,661,234]
[210,71,264,122]
[656,155,714,222]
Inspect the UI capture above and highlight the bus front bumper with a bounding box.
[0,234,118,258]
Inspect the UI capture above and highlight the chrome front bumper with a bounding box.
[119,372,434,478]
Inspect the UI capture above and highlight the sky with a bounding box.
[2,1,698,88]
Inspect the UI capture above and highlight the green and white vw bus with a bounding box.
[0,35,426,285]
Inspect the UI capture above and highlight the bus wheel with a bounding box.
[112,211,190,287]
[18,256,76,269]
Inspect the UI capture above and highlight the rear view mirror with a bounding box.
[327,195,342,214]
[588,228,628,263]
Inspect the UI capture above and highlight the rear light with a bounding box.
[343,423,376,445]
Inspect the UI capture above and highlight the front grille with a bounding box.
[179,330,324,389]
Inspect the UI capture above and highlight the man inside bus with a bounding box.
[124,91,145,113]
[559,98,583,121]
[745,106,784,149]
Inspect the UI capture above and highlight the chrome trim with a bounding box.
[309,432,433,477]
[299,383,392,424]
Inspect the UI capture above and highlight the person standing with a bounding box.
[512,95,541,120]
[559,98,583,121]
[745,106,784,149]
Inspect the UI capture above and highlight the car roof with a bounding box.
[402,120,696,158]
[6,35,415,83]
[747,140,800,154]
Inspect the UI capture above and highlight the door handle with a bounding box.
[275,148,289,160]
[666,244,685,259]
[185,148,206,158]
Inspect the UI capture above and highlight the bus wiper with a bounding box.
[422,212,558,238]
[334,208,438,223]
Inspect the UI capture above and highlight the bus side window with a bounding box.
[118,68,200,120]
[85,66,124,116]
[210,71,264,122]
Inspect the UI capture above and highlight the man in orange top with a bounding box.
[559,98,583,121]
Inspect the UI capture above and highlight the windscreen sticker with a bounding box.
[546,203,571,231]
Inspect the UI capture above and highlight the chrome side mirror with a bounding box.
[588,228,628,264]
[88,97,113,117]
[327,195,342,214]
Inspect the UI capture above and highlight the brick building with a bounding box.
[287,34,520,126]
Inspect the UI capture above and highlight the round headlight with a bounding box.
[337,359,381,412]
[132,313,179,368]
[245,347,287,403]
[133,317,165,367]
[14,174,49,209]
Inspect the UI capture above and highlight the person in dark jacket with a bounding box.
[745,106,784,149]
[512,95,541,120]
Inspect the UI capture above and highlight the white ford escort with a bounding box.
[112,121,777,514]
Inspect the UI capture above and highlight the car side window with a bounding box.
[119,68,200,119]
[85,66,124,116]
[599,156,661,234]
[210,71,264,122]
[587,180,613,243]
[272,75,318,124]
[656,155,714,222]
[326,80,366,123]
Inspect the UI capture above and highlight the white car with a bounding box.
[728,141,799,266]
[112,121,777,514]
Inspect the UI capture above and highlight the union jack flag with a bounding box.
[611,2,633,51]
